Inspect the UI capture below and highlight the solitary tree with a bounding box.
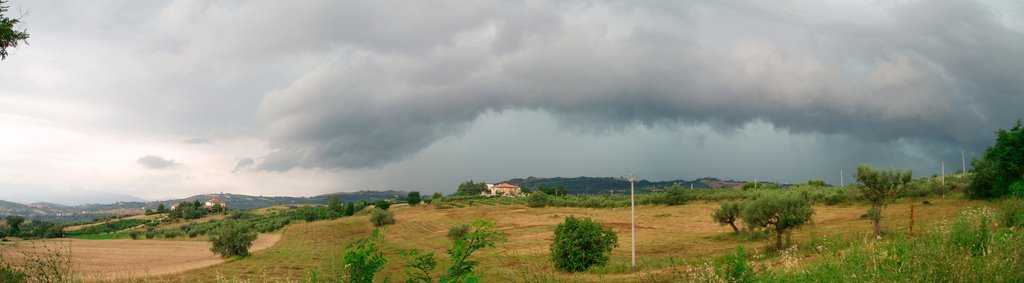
[156,203,167,214]
[712,201,743,234]
[407,191,422,206]
[343,202,355,216]
[5,215,23,236]
[209,219,257,257]
[550,216,618,272]
[328,196,342,215]
[856,164,912,236]
[0,0,30,60]
[742,193,814,250]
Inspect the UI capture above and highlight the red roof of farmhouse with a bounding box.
[494,183,519,188]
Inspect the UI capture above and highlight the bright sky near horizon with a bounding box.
[1,0,1022,204]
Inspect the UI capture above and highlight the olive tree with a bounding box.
[856,164,912,236]
[1,0,30,60]
[712,201,743,234]
[742,193,814,250]
[209,219,258,257]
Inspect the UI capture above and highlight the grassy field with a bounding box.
[150,194,986,282]
[0,234,281,281]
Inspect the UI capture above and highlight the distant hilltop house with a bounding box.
[483,183,524,197]
[204,198,226,210]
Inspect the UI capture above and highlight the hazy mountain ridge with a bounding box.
[502,176,747,194]
[0,191,406,218]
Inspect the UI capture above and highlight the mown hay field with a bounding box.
[148,196,985,282]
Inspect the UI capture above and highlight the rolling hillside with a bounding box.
[501,176,747,194]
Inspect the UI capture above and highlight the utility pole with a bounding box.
[941,161,945,187]
[754,176,758,189]
[629,172,636,269]
[840,170,844,187]
[962,150,966,174]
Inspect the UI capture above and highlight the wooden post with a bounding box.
[630,172,636,269]
[909,204,914,237]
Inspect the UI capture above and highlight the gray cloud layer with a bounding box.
[137,155,179,169]
[229,0,1023,171]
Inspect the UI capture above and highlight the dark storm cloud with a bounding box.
[167,0,1021,170]
[137,155,180,169]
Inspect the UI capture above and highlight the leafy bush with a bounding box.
[344,228,387,283]
[209,219,258,258]
[550,216,618,272]
[663,184,690,205]
[145,229,155,239]
[448,224,470,240]
[716,246,753,283]
[128,230,140,240]
[969,120,1024,199]
[1011,181,1024,199]
[374,200,391,210]
[369,208,395,227]
[0,265,26,283]
[527,191,549,208]
[999,198,1024,228]
[408,191,422,206]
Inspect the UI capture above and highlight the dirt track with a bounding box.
[0,233,281,281]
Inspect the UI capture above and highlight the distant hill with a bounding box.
[0,190,407,219]
[501,176,746,195]
[159,190,405,210]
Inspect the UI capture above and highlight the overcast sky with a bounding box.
[1,0,1022,204]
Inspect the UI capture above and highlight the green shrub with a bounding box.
[145,229,155,239]
[999,198,1024,228]
[344,228,387,283]
[527,191,548,208]
[663,184,690,205]
[408,191,422,206]
[128,230,140,240]
[448,224,470,240]
[716,246,753,283]
[1011,181,1024,199]
[163,230,180,239]
[209,219,258,258]
[951,207,994,257]
[374,200,391,210]
[0,265,26,283]
[369,208,395,227]
[968,120,1024,199]
[550,216,618,272]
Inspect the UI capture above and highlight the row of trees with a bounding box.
[1,215,63,239]
[713,164,913,248]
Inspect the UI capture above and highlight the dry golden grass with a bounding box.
[0,233,280,281]
[152,195,986,282]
